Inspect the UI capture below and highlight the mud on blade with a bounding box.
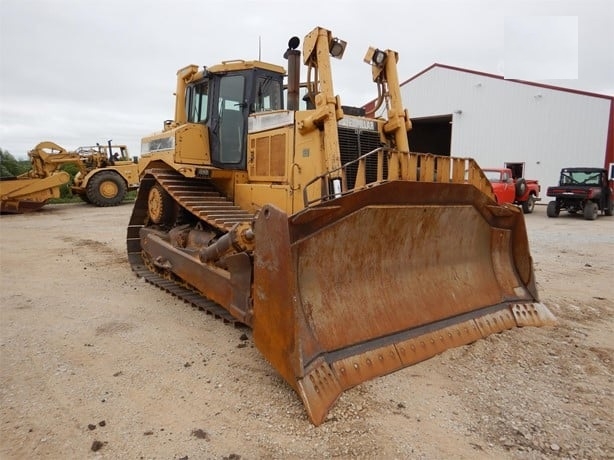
[251,180,555,425]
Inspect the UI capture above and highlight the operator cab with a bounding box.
[184,62,285,170]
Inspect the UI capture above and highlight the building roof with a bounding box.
[362,63,614,170]
[400,63,614,101]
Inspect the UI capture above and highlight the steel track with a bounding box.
[127,168,254,326]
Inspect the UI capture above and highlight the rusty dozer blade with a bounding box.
[251,180,555,425]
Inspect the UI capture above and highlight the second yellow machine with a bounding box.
[0,141,139,213]
[128,27,555,425]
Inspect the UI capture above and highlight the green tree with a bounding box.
[0,148,30,177]
[59,163,80,198]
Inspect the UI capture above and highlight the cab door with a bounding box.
[209,74,248,170]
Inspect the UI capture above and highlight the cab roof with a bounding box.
[207,60,285,75]
[562,167,606,172]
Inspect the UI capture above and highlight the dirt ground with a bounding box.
[0,202,612,459]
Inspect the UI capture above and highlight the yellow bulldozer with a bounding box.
[0,140,139,213]
[127,26,555,425]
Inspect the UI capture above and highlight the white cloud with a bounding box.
[504,16,578,80]
[1,0,612,159]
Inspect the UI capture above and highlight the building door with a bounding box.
[408,115,452,156]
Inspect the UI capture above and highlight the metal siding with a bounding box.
[401,67,612,192]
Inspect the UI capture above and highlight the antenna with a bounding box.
[258,36,261,61]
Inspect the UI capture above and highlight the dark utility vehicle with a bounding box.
[546,167,613,220]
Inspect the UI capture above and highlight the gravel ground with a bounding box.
[0,202,612,459]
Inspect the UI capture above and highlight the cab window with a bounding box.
[253,76,282,112]
[217,75,245,164]
[187,81,209,123]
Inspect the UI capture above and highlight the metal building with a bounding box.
[365,64,614,191]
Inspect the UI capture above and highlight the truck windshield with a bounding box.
[561,171,602,185]
[484,170,503,182]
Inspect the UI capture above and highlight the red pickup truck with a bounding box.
[483,167,541,213]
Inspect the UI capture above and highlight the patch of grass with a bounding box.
[49,190,137,205]
[48,196,83,204]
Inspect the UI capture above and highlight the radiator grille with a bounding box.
[338,125,385,189]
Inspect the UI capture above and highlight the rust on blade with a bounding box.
[251,180,554,425]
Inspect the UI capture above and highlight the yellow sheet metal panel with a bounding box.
[234,183,289,215]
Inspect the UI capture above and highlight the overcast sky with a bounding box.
[1,0,612,159]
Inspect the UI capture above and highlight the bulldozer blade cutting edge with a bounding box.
[251,180,555,425]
